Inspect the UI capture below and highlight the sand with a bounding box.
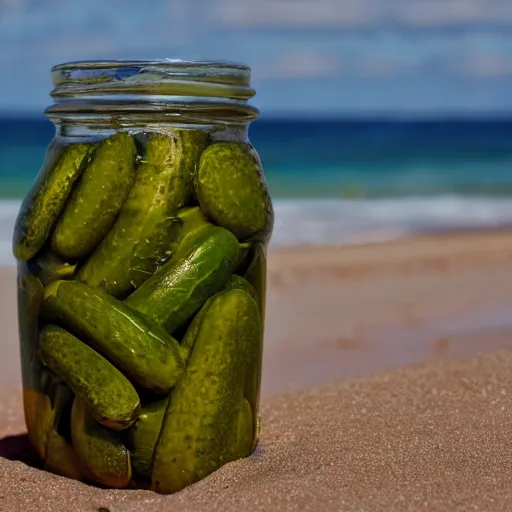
[1,229,512,511]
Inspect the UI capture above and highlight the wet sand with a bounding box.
[1,229,512,510]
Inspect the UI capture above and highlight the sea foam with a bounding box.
[2,196,512,265]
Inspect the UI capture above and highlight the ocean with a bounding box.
[1,116,512,265]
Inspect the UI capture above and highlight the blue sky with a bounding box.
[0,0,511,116]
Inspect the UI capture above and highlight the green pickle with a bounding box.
[71,398,132,488]
[223,274,259,305]
[52,133,137,259]
[42,280,184,393]
[236,242,267,315]
[13,142,92,261]
[125,224,240,334]
[39,325,140,430]
[30,248,77,285]
[45,430,84,481]
[17,262,49,459]
[15,59,272,493]
[233,398,254,460]
[196,142,274,242]
[236,243,267,448]
[76,132,201,297]
[43,382,84,481]
[129,398,169,480]
[152,289,261,494]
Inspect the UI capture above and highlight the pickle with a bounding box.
[43,280,184,394]
[223,275,260,431]
[39,325,140,430]
[23,370,73,470]
[237,243,266,448]
[178,302,209,363]
[171,206,211,249]
[76,132,200,297]
[195,142,274,241]
[17,264,44,390]
[236,242,252,271]
[44,382,84,481]
[180,130,211,195]
[171,266,256,364]
[164,207,212,267]
[45,430,84,481]
[29,248,77,286]
[52,133,137,259]
[22,387,53,461]
[17,262,49,459]
[129,398,168,480]
[151,288,261,494]
[184,274,262,451]
[237,243,266,315]
[223,274,258,305]
[232,399,253,460]
[13,142,92,261]
[125,225,239,334]
[71,398,131,488]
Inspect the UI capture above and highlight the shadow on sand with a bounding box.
[0,434,42,468]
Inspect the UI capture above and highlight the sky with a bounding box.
[0,0,511,116]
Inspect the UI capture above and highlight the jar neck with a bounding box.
[45,59,259,133]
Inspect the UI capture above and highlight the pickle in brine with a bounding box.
[178,300,209,363]
[195,142,274,242]
[236,243,267,449]
[223,274,258,305]
[52,133,137,259]
[125,225,239,334]
[45,429,84,481]
[29,248,77,286]
[39,325,140,430]
[43,280,184,393]
[236,242,252,271]
[71,398,132,488]
[180,129,211,194]
[44,382,84,481]
[76,132,201,297]
[151,288,261,494]
[232,398,253,460]
[129,398,168,480]
[13,142,92,261]
[236,243,267,314]
[17,262,49,459]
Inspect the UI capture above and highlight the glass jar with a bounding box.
[13,59,273,494]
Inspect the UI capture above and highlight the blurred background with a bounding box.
[1,0,512,263]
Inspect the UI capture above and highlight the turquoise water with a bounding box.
[1,117,512,264]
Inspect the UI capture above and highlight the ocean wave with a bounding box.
[2,196,512,265]
[271,196,512,248]
[0,200,19,265]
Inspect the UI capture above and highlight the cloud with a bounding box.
[257,45,512,82]
[213,1,377,28]
[400,0,512,27]
[0,0,26,14]
[453,52,512,77]
[257,51,418,80]
[256,52,341,80]
[355,58,407,78]
[213,0,512,29]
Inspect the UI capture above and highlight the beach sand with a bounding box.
[1,229,512,511]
